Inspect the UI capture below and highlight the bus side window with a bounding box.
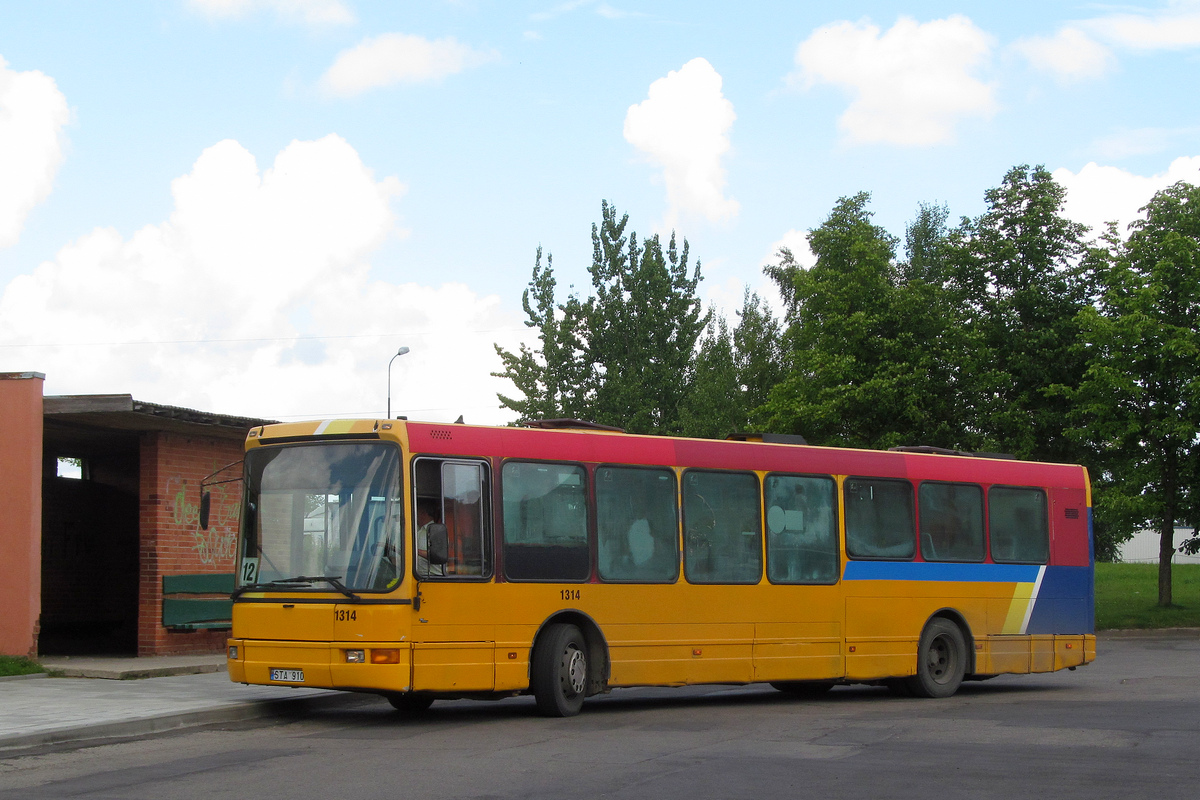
[413,458,491,579]
[988,486,1049,564]
[844,477,915,560]
[918,482,985,562]
[764,474,838,583]
[596,466,679,583]
[682,470,761,584]
[502,461,590,582]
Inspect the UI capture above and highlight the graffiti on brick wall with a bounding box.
[167,475,239,566]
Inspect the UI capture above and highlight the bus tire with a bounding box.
[386,693,434,714]
[532,623,588,717]
[907,618,967,698]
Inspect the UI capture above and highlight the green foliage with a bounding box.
[902,202,952,284]
[762,193,968,450]
[732,289,784,418]
[493,247,588,421]
[951,165,1092,463]
[678,316,741,439]
[1095,563,1200,629]
[495,202,710,435]
[582,202,709,434]
[0,655,44,677]
[680,289,785,440]
[1068,181,1200,604]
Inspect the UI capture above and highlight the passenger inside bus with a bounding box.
[414,497,444,577]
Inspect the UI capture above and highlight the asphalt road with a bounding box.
[2,632,1197,800]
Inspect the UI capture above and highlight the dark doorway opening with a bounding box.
[39,425,140,656]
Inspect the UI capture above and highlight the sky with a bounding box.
[2,1,1199,425]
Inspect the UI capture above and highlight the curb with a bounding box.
[45,663,226,680]
[1098,627,1200,639]
[0,673,48,683]
[0,691,361,753]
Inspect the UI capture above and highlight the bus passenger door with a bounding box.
[410,458,496,693]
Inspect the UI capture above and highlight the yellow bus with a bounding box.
[218,418,1095,716]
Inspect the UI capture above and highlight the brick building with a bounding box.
[0,372,272,658]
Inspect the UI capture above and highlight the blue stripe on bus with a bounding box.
[842,561,1044,583]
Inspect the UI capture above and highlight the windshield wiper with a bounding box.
[232,575,360,601]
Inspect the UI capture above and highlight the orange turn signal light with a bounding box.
[370,649,401,664]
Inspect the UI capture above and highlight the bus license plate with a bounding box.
[270,668,304,683]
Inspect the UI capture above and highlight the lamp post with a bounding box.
[386,346,410,419]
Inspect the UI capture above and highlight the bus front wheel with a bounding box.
[386,692,434,714]
[907,618,966,698]
[532,623,588,717]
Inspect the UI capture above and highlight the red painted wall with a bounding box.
[0,373,44,657]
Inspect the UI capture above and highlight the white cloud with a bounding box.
[319,33,500,97]
[1053,155,1200,235]
[764,228,816,269]
[624,57,739,229]
[0,56,70,249]
[792,15,996,146]
[0,135,525,424]
[1084,1,1200,50]
[188,0,355,25]
[1011,27,1114,84]
[701,229,811,323]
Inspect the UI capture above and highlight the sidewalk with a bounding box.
[0,655,356,752]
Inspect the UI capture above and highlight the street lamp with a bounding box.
[386,346,410,419]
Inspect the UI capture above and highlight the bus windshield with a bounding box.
[239,442,403,592]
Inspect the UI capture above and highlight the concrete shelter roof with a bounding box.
[43,394,276,440]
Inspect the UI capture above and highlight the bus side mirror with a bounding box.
[427,523,449,565]
[199,491,211,530]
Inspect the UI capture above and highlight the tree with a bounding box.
[762,192,967,449]
[902,202,952,284]
[949,165,1091,462]
[496,202,708,434]
[493,247,588,420]
[581,201,708,434]
[677,289,787,440]
[678,315,742,439]
[1070,182,1200,604]
[732,288,784,422]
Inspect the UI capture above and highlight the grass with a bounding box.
[1095,562,1200,629]
[0,655,46,677]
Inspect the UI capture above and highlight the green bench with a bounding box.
[161,573,235,630]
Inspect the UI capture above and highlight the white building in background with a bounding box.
[1117,527,1200,564]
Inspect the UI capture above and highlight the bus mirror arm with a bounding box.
[199,491,211,530]
[198,460,243,531]
[427,524,449,566]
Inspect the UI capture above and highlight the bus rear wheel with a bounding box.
[907,618,966,698]
[532,623,588,717]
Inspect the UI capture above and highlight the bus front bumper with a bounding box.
[227,638,412,693]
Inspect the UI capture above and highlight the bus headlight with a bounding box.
[345,649,366,663]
